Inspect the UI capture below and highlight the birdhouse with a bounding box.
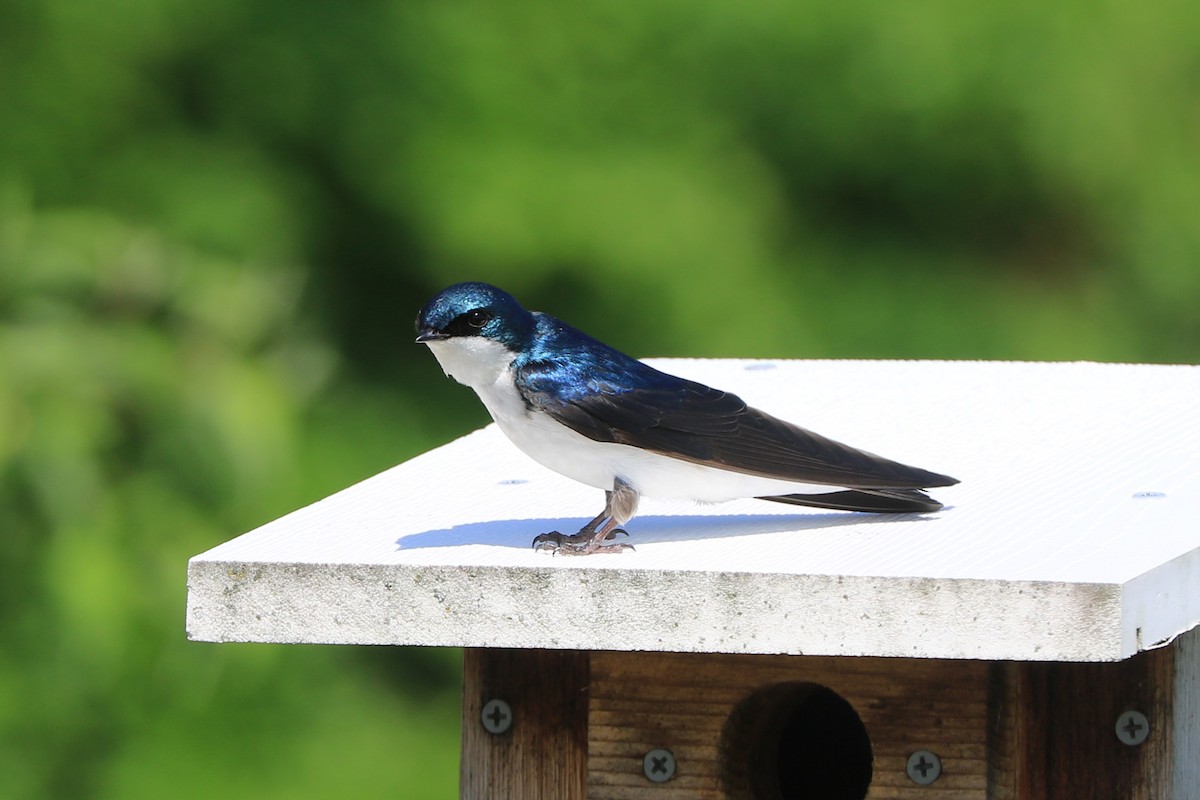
[186,359,1200,799]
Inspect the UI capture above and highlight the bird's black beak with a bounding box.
[415,329,449,343]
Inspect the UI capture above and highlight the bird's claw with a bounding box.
[532,530,634,556]
[532,532,564,553]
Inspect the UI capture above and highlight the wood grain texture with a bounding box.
[1173,626,1200,797]
[461,648,589,800]
[586,650,990,800]
[991,646,1174,799]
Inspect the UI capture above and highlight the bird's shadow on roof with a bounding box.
[395,509,940,550]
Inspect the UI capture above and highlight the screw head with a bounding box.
[1115,710,1150,746]
[906,750,941,785]
[481,699,512,735]
[643,748,676,782]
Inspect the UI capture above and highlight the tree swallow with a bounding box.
[416,282,958,555]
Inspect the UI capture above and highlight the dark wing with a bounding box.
[515,354,958,492]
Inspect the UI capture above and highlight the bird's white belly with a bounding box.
[507,414,829,500]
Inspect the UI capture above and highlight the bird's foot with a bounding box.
[532,528,634,556]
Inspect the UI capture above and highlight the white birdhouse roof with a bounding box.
[187,359,1200,661]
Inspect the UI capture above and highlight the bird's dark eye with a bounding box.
[442,308,493,337]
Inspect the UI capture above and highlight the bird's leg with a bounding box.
[532,477,639,555]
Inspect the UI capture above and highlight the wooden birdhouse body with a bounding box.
[187,360,1200,799]
[458,642,1194,799]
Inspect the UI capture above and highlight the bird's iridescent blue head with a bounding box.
[415,282,536,351]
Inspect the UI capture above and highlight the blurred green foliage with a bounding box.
[1,1,1196,797]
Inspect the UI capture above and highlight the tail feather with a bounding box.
[758,488,945,513]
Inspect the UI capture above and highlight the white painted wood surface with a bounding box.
[186,359,1200,661]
